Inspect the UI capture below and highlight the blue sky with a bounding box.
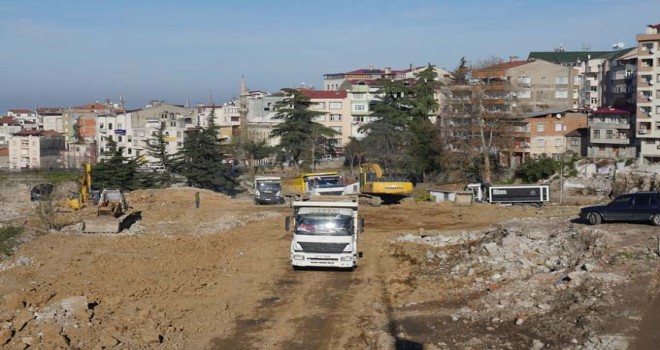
[1,0,659,113]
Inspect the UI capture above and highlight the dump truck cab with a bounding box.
[285,196,363,270]
[254,176,284,205]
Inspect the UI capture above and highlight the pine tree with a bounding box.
[144,121,173,187]
[172,115,235,193]
[92,139,147,190]
[270,88,338,169]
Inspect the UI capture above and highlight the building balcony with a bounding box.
[637,33,660,42]
[638,65,654,72]
[588,122,631,129]
[590,137,631,145]
[637,95,654,104]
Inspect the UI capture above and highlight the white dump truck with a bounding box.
[285,196,364,270]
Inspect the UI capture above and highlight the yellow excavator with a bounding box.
[67,163,92,210]
[358,163,414,205]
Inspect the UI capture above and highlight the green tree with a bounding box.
[360,79,412,172]
[242,138,275,177]
[92,138,148,190]
[172,116,235,192]
[271,88,338,169]
[144,121,174,187]
[515,155,557,183]
[407,64,443,181]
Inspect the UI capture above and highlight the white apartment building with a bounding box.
[637,23,660,162]
[0,117,22,147]
[8,130,65,170]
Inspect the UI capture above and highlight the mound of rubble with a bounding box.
[394,217,648,349]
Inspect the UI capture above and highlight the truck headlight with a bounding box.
[293,255,304,260]
[340,256,352,261]
[343,244,352,252]
[276,191,281,197]
[254,190,260,196]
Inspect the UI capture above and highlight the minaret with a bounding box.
[238,76,249,162]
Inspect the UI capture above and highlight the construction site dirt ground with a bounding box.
[1,187,660,349]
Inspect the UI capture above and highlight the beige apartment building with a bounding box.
[303,90,352,147]
[8,130,65,170]
[637,23,660,162]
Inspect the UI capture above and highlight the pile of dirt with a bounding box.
[383,217,659,349]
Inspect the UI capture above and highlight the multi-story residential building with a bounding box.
[523,110,588,160]
[7,109,37,125]
[303,90,351,147]
[565,127,589,157]
[63,101,123,144]
[602,48,637,110]
[636,23,660,162]
[587,107,636,159]
[8,130,65,170]
[244,91,286,147]
[0,117,22,148]
[528,49,636,110]
[323,65,451,91]
[473,58,575,112]
[97,101,194,164]
[38,107,64,132]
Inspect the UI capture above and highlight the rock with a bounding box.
[451,315,459,322]
[97,331,119,348]
[483,243,500,257]
[0,328,12,346]
[60,296,90,321]
[530,339,545,349]
[12,311,33,332]
[491,273,502,281]
[2,292,25,310]
[40,324,68,348]
[537,303,551,310]
[515,313,528,325]
[426,250,435,260]
[20,336,34,346]
[581,263,596,272]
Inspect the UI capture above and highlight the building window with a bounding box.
[606,130,613,139]
[518,76,531,87]
[517,90,531,99]
[554,138,562,146]
[330,126,342,134]
[99,123,104,129]
[555,76,568,84]
[353,104,367,112]
[314,102,326,109]
[351,93,366,100]
[536,139,545,147]
[537,124,545,132]
[330,114,342,122]
[570,138,579,146]
[118,136,123,142]
[314,115,326,122]
[594,130,600,139]
[127,148,132,155]
[555,91,568,99]
[108,123,113,130]
[329,102,342,109]
[554,124,562,132]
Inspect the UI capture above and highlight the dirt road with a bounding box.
[1,187,659,349]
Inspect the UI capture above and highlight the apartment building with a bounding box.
[587,107,636,159]
[97,102,194,164]
[38,107,64,133]
[636,23,660,162]
[8,130,65,170]
[7,109,37,125]
[302,90,351,147]
[0,117,22,148]
[323,65,451,91]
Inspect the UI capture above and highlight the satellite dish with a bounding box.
[555,113,562,119]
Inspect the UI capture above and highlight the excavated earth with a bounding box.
[1,187,659,349]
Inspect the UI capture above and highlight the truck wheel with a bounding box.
[587,213,602,225]
[652,214,660,226]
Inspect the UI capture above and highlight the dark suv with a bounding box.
[580,191,660,226]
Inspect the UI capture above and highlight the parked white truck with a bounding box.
[285,196,364,270]
[467,183,550,207]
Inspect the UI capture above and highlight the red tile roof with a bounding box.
[302,90,347,99]
[649,23,660,29]
[37,107,63,114]
[8,109,33,114]
[590,107,629,115]
[0,117,20,125]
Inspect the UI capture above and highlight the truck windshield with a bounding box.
[295,208,353,236]
[257,182,280,191]
[311,176,341,188]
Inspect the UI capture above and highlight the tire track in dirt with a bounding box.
[208,266,360,349]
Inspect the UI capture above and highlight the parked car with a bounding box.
[580,191,660,226]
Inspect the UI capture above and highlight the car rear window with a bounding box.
[633,194,651,207]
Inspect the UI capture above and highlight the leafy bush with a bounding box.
[515,156,558,183]
[0,225,23,256]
